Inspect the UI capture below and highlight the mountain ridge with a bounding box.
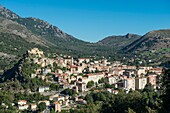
[98,33,141,49]
[123,29,170,52]
[0,5,170,70]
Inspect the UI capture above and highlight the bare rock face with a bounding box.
[30,18,67,38]
[0,6,19,19]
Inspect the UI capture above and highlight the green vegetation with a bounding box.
[0,32,52,70]
[61,88,76,96]
[98,78,107,84]
[70,87,161,113]
[161,68,170,113]
[50,83,59,91]
[0,90,48,113]
[98,33,141,49]
[68,68,170,113]
[87,81,94,88]
[0,6,170,113]
[38,102,46,112]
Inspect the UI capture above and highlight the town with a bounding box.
[1,48,162,112]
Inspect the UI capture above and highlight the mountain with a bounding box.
[0,6,118,56]
[123,29,170,52]
[0,6,19,19]
[0,5,170,70]
[0,6,119,70]
[122,29,170,64]
[98,33,141,49]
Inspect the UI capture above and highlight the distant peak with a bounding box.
[125,33,140,38]
[125,33,132,38]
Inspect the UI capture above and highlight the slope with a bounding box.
[123,29,170,52]
[98,33,141,49]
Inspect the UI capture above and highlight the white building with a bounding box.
[107,76,116,85]
[18,100,27,106]
[87,73,105,84]
[123,78,135,90]
[135,77,147,89]
[18,104,28,110]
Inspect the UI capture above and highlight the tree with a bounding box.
[38,102,46,112]
[61,88,76,96]
[50,83,59,91]
[143,83,154,92]
[98,78,107,84]
[162,68,170,113]
[104,84,114,88]
[87,81,94,88]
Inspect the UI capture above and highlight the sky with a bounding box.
[1,0,170,42]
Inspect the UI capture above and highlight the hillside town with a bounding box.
[2,48,162,112]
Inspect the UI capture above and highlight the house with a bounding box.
[112,69,124,75]
[106,88,112,93]
[69,65,78,73]
[44,86,50,91]
[39,86,49,92]
[87,73,105,84]
[149,68,162,75]
[43,68,51,75]
[18,100,28,110]
[137,68,146,76]
[31,73,37,78]
[76,82,87,92]
[135,77,147,89]
[18,104,28,110]
[78,58,90,64]
[31,104,37,111]
[106,76,116,85]
[147,74,157,88]
[123,78,135,90]
[27,48,44,57]
[18,100,27,106]
[99,66,110,72]
[57,96,65,102]
[54,101,61,112]
[112,90,119,95]
[39,87,44,92]
[49,94,59,101]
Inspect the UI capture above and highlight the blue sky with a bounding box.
[1,0,170,42]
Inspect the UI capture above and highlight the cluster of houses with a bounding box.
[16,48,163,112]
[17,94,87,112]
[17,99,60,112]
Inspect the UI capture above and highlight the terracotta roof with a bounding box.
[70,65,78,68]
[150,68,162,71]
[53,101,60,104]
[18,100,27,103]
